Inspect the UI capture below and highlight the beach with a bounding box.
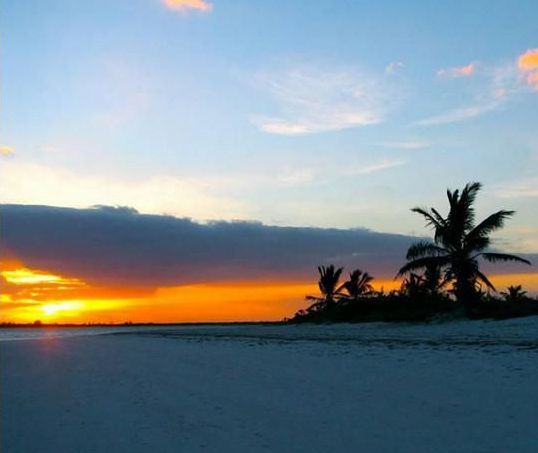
[2,320,538,453]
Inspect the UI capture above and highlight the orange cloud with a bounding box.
[527,72,538,91]
[518,49,538,90]
[162,0,213,12]
[0,145,14,156]
[517,49,538,71]
[437,63,476,78]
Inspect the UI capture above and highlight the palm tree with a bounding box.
[400,272,426,299]
[398,182,531,306]
[400,263,445,298]
[306,265,344,308]
[338,269,374,299]
[500,285,528,302]
[422,262,445,295]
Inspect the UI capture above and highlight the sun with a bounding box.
[41,301,84,317]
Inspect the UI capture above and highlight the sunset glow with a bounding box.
[1,256,536,324]
[41,301,84,317]
[1,268,85,286]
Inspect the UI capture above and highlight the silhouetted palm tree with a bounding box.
[400,263,445,298]
[400,272,425,299]
[338,269,374,299]
[500,285,528,302]
[422,262,446,295]
[398,182,531,305]
[306,265,343,307]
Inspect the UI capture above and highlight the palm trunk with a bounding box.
[455,277,480,317]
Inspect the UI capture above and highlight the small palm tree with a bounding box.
[306,265,344,308]
[400,273,426,298]
[500,285,528,302]
[398,182,531,306]
[338,269,374,299]
[400,263,446,298]
[422,262,446,295]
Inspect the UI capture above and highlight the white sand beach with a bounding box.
[2,320,538,453]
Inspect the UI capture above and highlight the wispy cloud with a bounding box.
[419,50,538,127]
[271,157,405,188]
[526,72,538,91]
[251,65,394,135]
[342,158,405,176]
[517,48,538,90]
[437,63,476,78]
[162,0,213,12]
[385,61,404,74]
[495,178,538,198]
[380,140,431,150]
[0,145,14,156]
[417,61,520,126]
[276,167,316,185]
[415,101,500,126]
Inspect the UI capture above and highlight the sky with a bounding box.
[1,0,537,322]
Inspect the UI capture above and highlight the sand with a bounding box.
[2,320,538,452]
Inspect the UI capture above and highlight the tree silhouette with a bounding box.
[338,269,374,299]
[400,272,426,299]
[398,182,531,306]
[306,265,343,308]
[500,285,528,302]
[400,263,446,299]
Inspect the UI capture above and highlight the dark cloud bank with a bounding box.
[2,205,534,288]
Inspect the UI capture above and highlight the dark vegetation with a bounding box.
[292,183,537,323]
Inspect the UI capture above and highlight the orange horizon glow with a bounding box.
[1,262,537,324]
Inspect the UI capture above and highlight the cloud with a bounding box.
[495,178,538,198]
[517,49,538,90]
[526,72,538,90]
[517,49,538,71]
[380,140,432,150]
[273,157,405,187]
[342,158,405,176]
[251,65,393,135]
[255,113,379,136]
[417,53,538,126]
[276,167,316,185]
[2,205,533,292]
[437,63,476,78]
[0,145,14,156]
[162,0,213,12]
[385,62,404,74]
[417,61,521,126]
[1,204,415,287]
[415,101,500,126]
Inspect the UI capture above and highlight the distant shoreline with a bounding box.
[0,321,286,329]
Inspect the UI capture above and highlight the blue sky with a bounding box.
[1,0,538,252]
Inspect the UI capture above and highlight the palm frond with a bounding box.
[411,207,444,230]
[467,210,515,244]
[406,241,447,260]
[480,253,531,265]
[397,256,449,277]
[476,270,496,292]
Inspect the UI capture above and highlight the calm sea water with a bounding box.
[1,318,537,349]
[0,326,144,341]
